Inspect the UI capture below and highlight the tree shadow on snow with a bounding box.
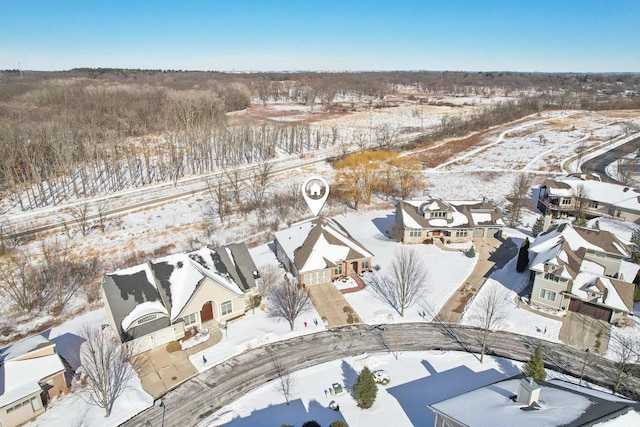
[341,359,359,394]
[217,398,347,427]
[386,360,507,427]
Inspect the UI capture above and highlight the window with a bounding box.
[561,198,571,205]
[590,201,599,209]
[221,300,233,316]
[334,264,343,275]
[455,230,468,237]
[539,288,557,301]
[409,230,422,237]
[182,313,197,325]
[430,211,446,218]
[363,260,369,269]
[544,272,560,282]
[136,313,157,326]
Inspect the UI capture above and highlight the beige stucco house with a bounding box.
[273,216,373,286]
[395,197,504,244]
[537,174,640,222]
[102,244,259,355]
[0,335,68,427]
[528,223,635,324]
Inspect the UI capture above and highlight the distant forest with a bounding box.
[1,69,639,210]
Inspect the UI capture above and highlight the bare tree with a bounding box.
[266,279,312,330]
[77,326,141,417]
[258,264,282,298]
[271,353,295,405]
[572,184,590,226]
[69,203,92,236]
[204,175,231,222]
[247,162,273,212]
[617,155,640,186]
[470,285,509,363]
[505,174,532,227]
[0,248,45,312]
[365,247,429,316]
[607,330,640,394]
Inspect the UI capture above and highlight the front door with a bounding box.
[201,301,214,322]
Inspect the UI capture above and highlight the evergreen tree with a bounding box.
[632,228,640,264]
[532,216,545,237]
[353,366,378,409]
[516,238,530,272]
[522,344,547,380]
[302,421,321,427]
[330,422,349,427]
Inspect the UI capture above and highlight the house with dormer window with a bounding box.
[395,197,504,244]
[528,223,636,324]
[102,243,259,354]
[274,216,373,286]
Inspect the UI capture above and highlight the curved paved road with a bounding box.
[122,323,640,427]
[581,135,640,184]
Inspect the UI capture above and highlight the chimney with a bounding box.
[543,214,552,232]
[517,377,541,406]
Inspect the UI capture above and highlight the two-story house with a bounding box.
[0,336,68,427]
[528,223,635,324]
[537,174,640,222]
[395,197,504,244]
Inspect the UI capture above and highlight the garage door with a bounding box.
[568,299,611,322]
[473,228,485,237]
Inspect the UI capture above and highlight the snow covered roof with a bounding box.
[0,337,65,407]
[102,243,258,342]
[529,223,634,314]
[544,175,640,213]
[530,223,629,258]
[570,273,634,313]
[274,216,373,273]
[429,375,636,427]
[399,197,504,231]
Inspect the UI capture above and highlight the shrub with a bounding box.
[465,246,476,258]
[330,421,349,427]
[353,366,378,408]
[302,421,321,427]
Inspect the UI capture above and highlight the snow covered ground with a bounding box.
[5,106,640,426]
[198,350,640,427]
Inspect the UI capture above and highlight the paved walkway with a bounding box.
[135,322,223,398]
[307,283,361,327]
[436,236,515,322]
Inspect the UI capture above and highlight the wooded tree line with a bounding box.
[1,70,639,212]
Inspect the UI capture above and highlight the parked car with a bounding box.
[372,369,390,385]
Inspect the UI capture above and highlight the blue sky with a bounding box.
[1,0,639,72]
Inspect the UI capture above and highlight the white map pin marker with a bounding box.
[302,176,329,217]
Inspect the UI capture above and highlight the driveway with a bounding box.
[307,283,361,327]
[436,236,514,322]
[559,312,610,355]
[135,323,223,398]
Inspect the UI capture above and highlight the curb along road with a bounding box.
[121,323,640,427]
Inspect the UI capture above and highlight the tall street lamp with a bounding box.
[579,348,590,387]
[160,400,166,427]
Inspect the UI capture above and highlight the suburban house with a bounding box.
[273,216,373,286]
[528,223,636,324]
[395,197,504,244]
[102,243,260,354]
[429,375,639,427]
[0,335,68,427]
[537,174,640,222]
